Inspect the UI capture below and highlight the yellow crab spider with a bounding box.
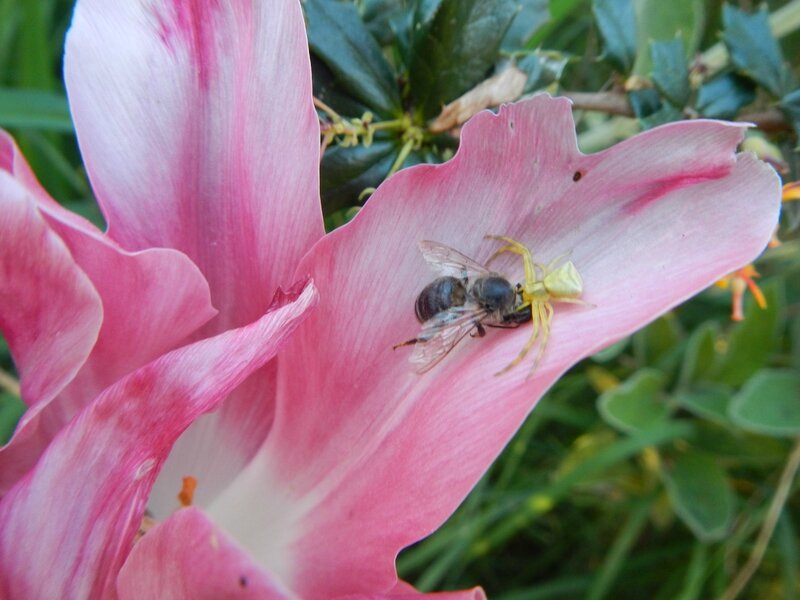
[485,235,585,377]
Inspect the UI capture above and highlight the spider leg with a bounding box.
[527,301,554,378]
[495,301,541,376]
[485,235,537,288]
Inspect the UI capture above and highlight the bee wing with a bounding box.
[410,305,488,373]
[418,240,491,280]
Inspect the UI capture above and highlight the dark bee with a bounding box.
[393,241,531,373]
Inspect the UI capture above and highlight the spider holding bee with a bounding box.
[393,236,586,376]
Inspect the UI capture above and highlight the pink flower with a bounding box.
[0,1,780,598]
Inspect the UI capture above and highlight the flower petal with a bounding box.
[117,507,295,600]
[0,131,217,495]
[118,508,483,600]
[0,283,316,599]
[64,0,323,328]
[0,170,102,479]
[64,0,323,509]
[207,96,780,595]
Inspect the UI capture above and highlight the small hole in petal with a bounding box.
[509,120,515,130]
[239,575,248,588]
[572,170,583,182]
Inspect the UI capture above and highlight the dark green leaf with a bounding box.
[0,87,72,131]
[409,0,518,119]
[639,103,683,130]
[674,386,731,426]
[311,56,372,119]
[650,37,689,107]
[713,282,783,386]
[0,392,25,446]
[661,450,734,542]
[597,369,670,434]
[361,0,413,46]
[305,0,401,116]
[722,5,794,97]
[628,87,662,119]
[592,0,636,72]
[517,51,569,93]
[695,73,756,120]
[729,370,800,437]
[779,88,800,140]
[321,140,397,215]
[502,0,549,50]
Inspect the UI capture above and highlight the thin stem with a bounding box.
[386,138,415,178]
[313,96,341,122]
[718,437,800,600]
[0,368,20,397]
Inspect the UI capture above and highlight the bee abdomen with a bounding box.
[415,276,467,322]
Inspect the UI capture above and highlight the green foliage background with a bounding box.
[2,0,800,598]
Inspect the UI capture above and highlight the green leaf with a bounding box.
[713,282,783,386]
[695,73,756,120]
[632,312,681,366]
[321,140,397,215]
[597,368,670,434]
[650,36,689,107]
[0,87,72,132]
[722,5,795,97]
[661,450,734,542]
[305,0,401,117]
[0,392,25,446]
[409,0,518,119]
[690,421,787,466]
[674,386,732,426]
[678,322,718,386]
[502,0,549,50]
[591,336,629,363]
[729,370,800,437]
[592,0,637,72]
[779,88,800,140]
[632,0,704,77]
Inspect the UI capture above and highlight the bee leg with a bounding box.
[495,302,541,376]
[470,322,487,338]
[392,338,420,350]
[527,301,554,378]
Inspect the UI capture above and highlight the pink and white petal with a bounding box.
[117,507,295,600]
[65,0,322,329]
[65,0,323,510]
[0,283,316,600]
[0,132,218,495]
[0,173,102,488]
[207,96,780,596]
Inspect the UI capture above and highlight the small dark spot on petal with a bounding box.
[509,120,515,130]
[239,575,248,588]
[572,170,583,182]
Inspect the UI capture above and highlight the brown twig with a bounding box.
[718,438,800,600]
[561,91,792,132]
